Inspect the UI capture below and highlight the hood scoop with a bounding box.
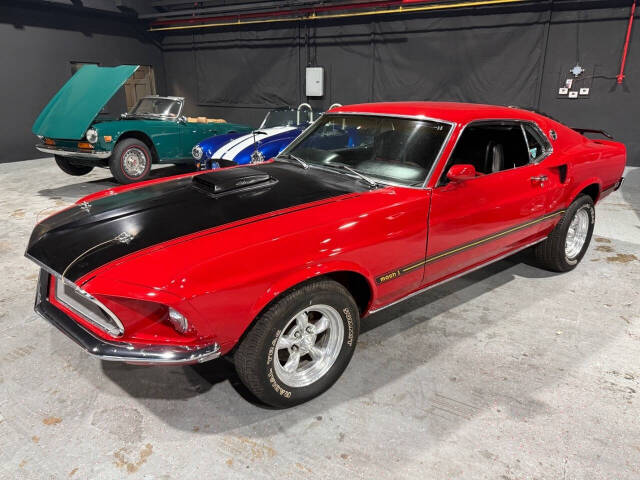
[192,167,276,197]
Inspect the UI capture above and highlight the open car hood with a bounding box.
[32,64,138,140]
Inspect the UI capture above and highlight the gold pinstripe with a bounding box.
[376,209,565,284]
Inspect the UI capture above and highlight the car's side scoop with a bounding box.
[192,167,277,197]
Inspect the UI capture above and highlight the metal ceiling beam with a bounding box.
[141,0,346,19]
[151,0,234,6]
[148,0,535,30]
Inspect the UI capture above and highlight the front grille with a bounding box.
[54,279,124,337]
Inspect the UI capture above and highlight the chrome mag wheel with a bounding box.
[122,147,148,177]
[273,305,344,388]
[565,207,590,259]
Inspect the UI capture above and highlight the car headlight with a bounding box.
[86,128,98,144]
[192,145,203,160]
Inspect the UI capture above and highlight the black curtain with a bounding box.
[194,27,300,107]
[162,2,640,164]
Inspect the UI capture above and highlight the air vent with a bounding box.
[192,167,276,197]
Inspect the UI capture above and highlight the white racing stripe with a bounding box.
[212,126,297,160]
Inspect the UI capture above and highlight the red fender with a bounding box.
[567,177,602,205]
[248,260,377,321]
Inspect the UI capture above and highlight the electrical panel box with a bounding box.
[305,67,324,97]
[556,64,594,99]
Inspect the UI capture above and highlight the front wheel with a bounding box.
[54,155,94,176]
[109,138,152,184]
[234,279,360,408]
[533,194,595,272]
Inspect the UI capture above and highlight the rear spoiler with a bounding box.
[571,128,614,140]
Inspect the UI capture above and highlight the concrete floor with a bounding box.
[1,159,639,480]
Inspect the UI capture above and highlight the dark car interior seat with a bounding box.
[311,122,448,186]
[362,129,428,184]
[374,130,407,161]
[484,142,504,173]
[441,123,530,184]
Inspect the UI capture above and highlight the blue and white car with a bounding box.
[192,104,328,170]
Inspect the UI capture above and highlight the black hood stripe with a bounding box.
[26,163,368,282]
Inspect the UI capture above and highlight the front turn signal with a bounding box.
[168,307,189,334]
[77,142,94,150]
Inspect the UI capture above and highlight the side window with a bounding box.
[441,122,529,183]
[522,124,550,162]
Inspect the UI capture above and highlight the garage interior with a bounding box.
[0,0,639,478]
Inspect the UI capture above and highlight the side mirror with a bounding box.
[446,164,477,182]
[178,115,187,124]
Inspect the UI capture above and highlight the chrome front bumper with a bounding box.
[34,270,221,365]
[36,144,111,160]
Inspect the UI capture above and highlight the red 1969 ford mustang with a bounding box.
[26,102,626,407]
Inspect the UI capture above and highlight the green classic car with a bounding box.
[33,65,252,184]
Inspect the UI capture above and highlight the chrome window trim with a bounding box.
[523,122,553,164]
[278,111,456,190]
[325,111,456,125]
[422,122,456,188]
[126,96,184,121]
[435,118,554,187]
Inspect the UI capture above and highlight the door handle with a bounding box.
[530,175,548,186]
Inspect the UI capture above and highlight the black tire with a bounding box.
[109,138,152,184]
[533,194,595,272]
[54,155,94,176]
[234,279,360,408]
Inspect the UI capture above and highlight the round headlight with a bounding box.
[192,145,203,160]
[85,128,98,144]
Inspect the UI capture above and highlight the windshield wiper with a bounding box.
[326,163,379,187]
[276,153,309,170]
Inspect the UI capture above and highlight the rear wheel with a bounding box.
[54,155,93,176]
[109,138,152,184]
[533,194,595,272]
[234,279,360,408]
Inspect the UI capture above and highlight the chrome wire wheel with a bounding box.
[565,207,590,259]
[122,147,148,177]
[273,305,344,388]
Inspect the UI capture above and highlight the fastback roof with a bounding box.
[331,101,544,124]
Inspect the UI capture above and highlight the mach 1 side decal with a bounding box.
[375,209,566,284]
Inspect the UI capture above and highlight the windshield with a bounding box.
[130,98,181,118]
[260,108,311,128]
[283,114,451,186]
